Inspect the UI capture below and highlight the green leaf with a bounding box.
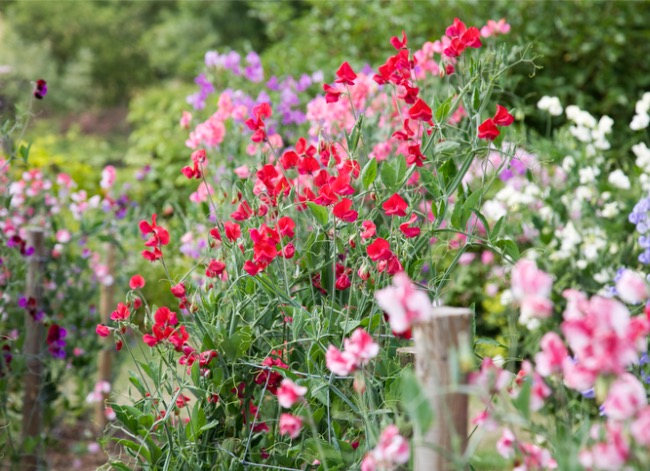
[306,201,329,226]
[419,167,440,198]
[450,201,463,229]
[110,462,133,471]
[361,158,378,189]
[394,155,407,185]
[400,369,434,437]
[433,140,460,157]
[435,95,454,122]
[495,239,520,261]
[514,375,532,421]
[491,216,505,239]
[347,114,364,154]
[380,160,397,189]
[113,438,150,462]
[221,327,252,360]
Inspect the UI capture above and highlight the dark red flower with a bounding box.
[367,238,393,261]
[390,30,408,50]
[323,83,343,103]
[34,79,47,99]
[408,98,433,124]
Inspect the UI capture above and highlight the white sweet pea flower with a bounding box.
[608,169,631,190]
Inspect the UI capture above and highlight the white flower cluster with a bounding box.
[633,142,650,191]
[630,92,650,131]
[537,96,563,116]
[565,105,613,154]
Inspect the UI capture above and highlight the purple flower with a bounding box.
[266,76,280,91]
[296,74,312,92]
[205,51,220,67]
[223,51,241,75]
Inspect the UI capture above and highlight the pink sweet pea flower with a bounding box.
[534,332,568,377]
[496,428,515,459]
[375,272,432,334]
[276,379,307,409]
[360,220,377,239]
[631,406,650,445]
[615,269,649,304]
[511,260,553,300]
[372,424,410,466]
[279,413,302,439]
[325,345,356,376]
[343,328,379,365]
[603,373,648,421]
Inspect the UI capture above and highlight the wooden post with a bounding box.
[22,228,45,470]
[95,243,115,430]
[413,306,473,471]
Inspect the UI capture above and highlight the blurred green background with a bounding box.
[1,0,649,190]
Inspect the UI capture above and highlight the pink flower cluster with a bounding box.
[374,272,432,335]
[361,425,410,471]
[325,328,379,376]
[510,259,553,327]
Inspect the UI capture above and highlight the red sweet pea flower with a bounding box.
[399,214,421,238]
[224,221,241,241]
[139,214,170,261]
[245,103,272,143]
[333,198,359,222]
[243,260,262,276]
[231,201,253,221]
[96,324,110,337]
[335,61,357,86]
[478,118,500,140]
[446,18,467,37]
[408,98,433,123]
[206,259,226,278]
[129,274,145,290]
[382,193,408,217]
[367,238,393,261]
[280,150,299,169]
[323,83,343,103]
[390,30,408,50]
[397,83,420,104]
[171,282,186,298]
[110,302,131,322]
[282,242,295,259]
[460,27,482,49]
[335,273,351,290]
[277,216,296,238]
[493,105,514,126]
[406,143,426,167]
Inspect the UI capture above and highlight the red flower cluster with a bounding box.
[139,214,170,261]
[142,306,189,351]
[478,105,515,140]
[367,238,403,275]
[245,103,272,143]
[323,61,358,103]
[443,18,482,58]
[255,354,289,394]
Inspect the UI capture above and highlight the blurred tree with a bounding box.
[0,0,267,110]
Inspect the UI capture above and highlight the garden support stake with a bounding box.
[413,307,473,471]
[96,242,115,430]
[21,228,45,471]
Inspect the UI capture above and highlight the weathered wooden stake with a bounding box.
[22,228,45,470]
[95,243,115,430]
[413,306,473,471]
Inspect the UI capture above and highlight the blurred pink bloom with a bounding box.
[496,428,515,459]
[279,413,302,439]
[234,165,250,178]
[343,328,379,365]
[579,422,629,470]
[511,260,553,300]
[375,272,432,334]
[325,345,356,376]
[615,269,649,304]
[603,373,647,421]
[480,19,511,38]
[372,424,410,466]
[276,379,307,409]
[180,111,192,129]
[631,406,650,445]
[534,332,568,377]
[100,165,116,190]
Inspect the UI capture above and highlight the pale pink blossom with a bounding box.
[496,428,515,459]
[325,345,356,376]
[480,19,511,38]
[343,328,379,365]
[276,379,307,409]
[279,413,302,439]
[234,165,250,178]
[55,229,72,244]
[615,269,649,304]
[100,165,116,190]
[514,442,557,471]
[180,111,192,129]
[534,332,568,377]
[511,260,553,300]
[375,272,432,334]
[631,406,650,445]
[469,357,512,398]
[579,422,629,471]
[603,373,647,421]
